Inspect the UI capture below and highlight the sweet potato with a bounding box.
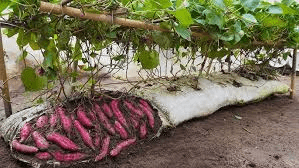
[110,99,128,127]
[110,138,136,157]
[52,151,87,162]
[94,133,101,147]
[35,152,52,160]
[77,106,93,128]
[36,115,48,128]
[102,103,113,118]
[95,136,110,162]
[124,100,144,117]
[95,106,115,135]
[55,107,72,133]
[139,121,147,139]
[139,100,155,128]
[130,116,139,129]
[89,111,97,121]
[46,132,79,151]
[49,113,58,128]
[32,131,50,150]
[19,123,32,143]
[12,140,38,153]
[74,120,95,150]
[114,120,128,139]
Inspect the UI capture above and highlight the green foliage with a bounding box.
[134,49,160,69]
[21,67,47,91]
[1,0,299,95]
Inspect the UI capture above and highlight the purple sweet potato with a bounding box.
[110,99,128,127]
[94,133,101,147]
[110,138,136,157]
[46,132,79,151]
[49,113,58,128]
[139,121,147,139]
[102,103,113,118]
[36,115,48,128]
[94,104,115,135]
[12,140,38,153]
[55,107,72,133]
[32,131,50,150]
[77,106,93,128]
[124,100,144,117]
[19,123,32,143]
[52,151,87,162]
[114,120,128,139]
[139,99,155,128]
[35,152,52,160]
[74,120,95,150]
[95,136,110,162]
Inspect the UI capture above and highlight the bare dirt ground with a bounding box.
[0,76,298,168]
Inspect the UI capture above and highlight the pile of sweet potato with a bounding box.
[10,95,161,166]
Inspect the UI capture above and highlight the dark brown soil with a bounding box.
[1,77,299,168]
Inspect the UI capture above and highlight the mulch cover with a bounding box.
[10,91,162,167]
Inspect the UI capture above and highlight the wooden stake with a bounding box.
[0,28,12,117]
[39,2,210,39]
[290,47,297,99]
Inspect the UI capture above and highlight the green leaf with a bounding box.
[144,0,172,10]
[134,49,160,69]
[203,9,224,29]
[3,28,18,38]
[16,29,29,48]
[0,0,10,14]
[180,64,186,70]
[214,0,226,9]
[18,50,28,61]
[112,55,125,61]
[240,0,260,11]
[121,0,131,6]
[29,33,40,50]
[242,14,257,24]
[21,67,46,91]
[174,25,191,41]
[269,5,283,14]
[279,4,298,15]
[152,32,172,49]
[172,8,194,27]
[255,13,287,27]
[194,19,206,25]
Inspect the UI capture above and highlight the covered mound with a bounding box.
[2,92,162,167]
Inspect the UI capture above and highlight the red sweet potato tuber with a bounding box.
[95,136,110,162]
[35,152,52,160]
[124,100,144,117]
[46,132,79,151]
[74,120,95,150]
[110,99,128,127]
[19,123,32,143]
[139,121,147,139]
[55,107,72,133]
[52,151,87,162]
[114,120,128,139]
[110,138,136,157]
[94,105,115,135]
[77,106,93,128]
[32,131,50,150]
[12,140,38,153]
[94,133,101,147]
[102,103,113,118]
[36,115,48,128]
[49,113,58,128]
[139,99,155,128]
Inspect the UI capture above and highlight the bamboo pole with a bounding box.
[39,2,210,39]
[0,28,12,117]
[290,47,297,99]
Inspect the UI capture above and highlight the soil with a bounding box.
[0,76,299,168]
